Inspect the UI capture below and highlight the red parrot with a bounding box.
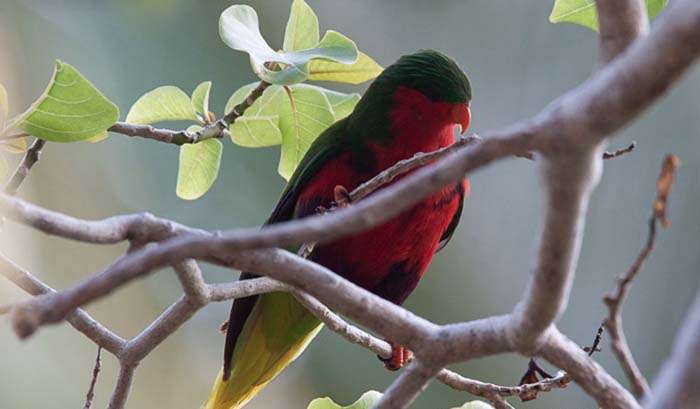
[205,50,472,409]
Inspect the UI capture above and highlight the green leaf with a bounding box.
[278,84,335,180]
[549,0,668,31]
[287,30,358,66]
[225,83,356,168]
[191,81,212,117]
[0,83,8,131]
[219,5,358,85]
[323,89,360,120]
[15,61,119,142]
[230,116,282,147]
[451,402,495,409]
[283,0,319,52]
[226,83,285,147]
[126,85,198,125]
[307,391,382,409]
[0,136,29,153]
[176,130,223,200]
[309,51,383,84]
[85,131,109,143]
[219,5,304,85]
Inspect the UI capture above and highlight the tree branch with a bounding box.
[0,253,126,354]
[82,346,102,409]
[540,329,640,408]
[375,360,441,409]
[2,1,700,408]
[603,142,636,159]
[107,81,270,145]
[595,0,649,65]
[3,138,46,195]
[107,363,135,409]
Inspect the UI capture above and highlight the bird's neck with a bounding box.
[370,86,458,169]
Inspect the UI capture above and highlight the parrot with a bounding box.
[204,49,472,409]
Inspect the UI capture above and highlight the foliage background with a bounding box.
[0,1,698,408]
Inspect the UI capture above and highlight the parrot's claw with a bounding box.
[219,320,229,334]
[333,185,352,208]
[378,341,413,371]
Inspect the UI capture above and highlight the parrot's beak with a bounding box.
[452,102,471,134]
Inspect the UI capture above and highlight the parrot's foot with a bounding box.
[333,185,352,208]
[219,320,229,334]
[378,341,413,371]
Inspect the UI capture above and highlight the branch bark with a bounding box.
[3,138,46,195]
[595,0,649,64]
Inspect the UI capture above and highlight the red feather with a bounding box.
[297,86,469,304]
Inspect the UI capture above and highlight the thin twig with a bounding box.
[584,324,605,356]
[83,346,102,409]
[351,133,481,202]
[603,142,636,159]
[602,154,680,399]
[518,142,636,162]
[107,81,270,145]
[3,138,46,194]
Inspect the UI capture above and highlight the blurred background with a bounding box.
[1,1,698,408]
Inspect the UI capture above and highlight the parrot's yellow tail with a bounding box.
[203,292,323,409]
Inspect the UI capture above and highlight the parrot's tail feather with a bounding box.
[203,293,323,409]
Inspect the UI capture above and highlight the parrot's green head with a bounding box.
[350,49,472,139]
[379,49,472,104]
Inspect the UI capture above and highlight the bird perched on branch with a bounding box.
[204,49,472,409]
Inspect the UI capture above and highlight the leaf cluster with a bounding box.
[125,0,382,198]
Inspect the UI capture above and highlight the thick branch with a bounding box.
[595,0,650,64]
[510,149,602,352]
[0,196,205,244]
